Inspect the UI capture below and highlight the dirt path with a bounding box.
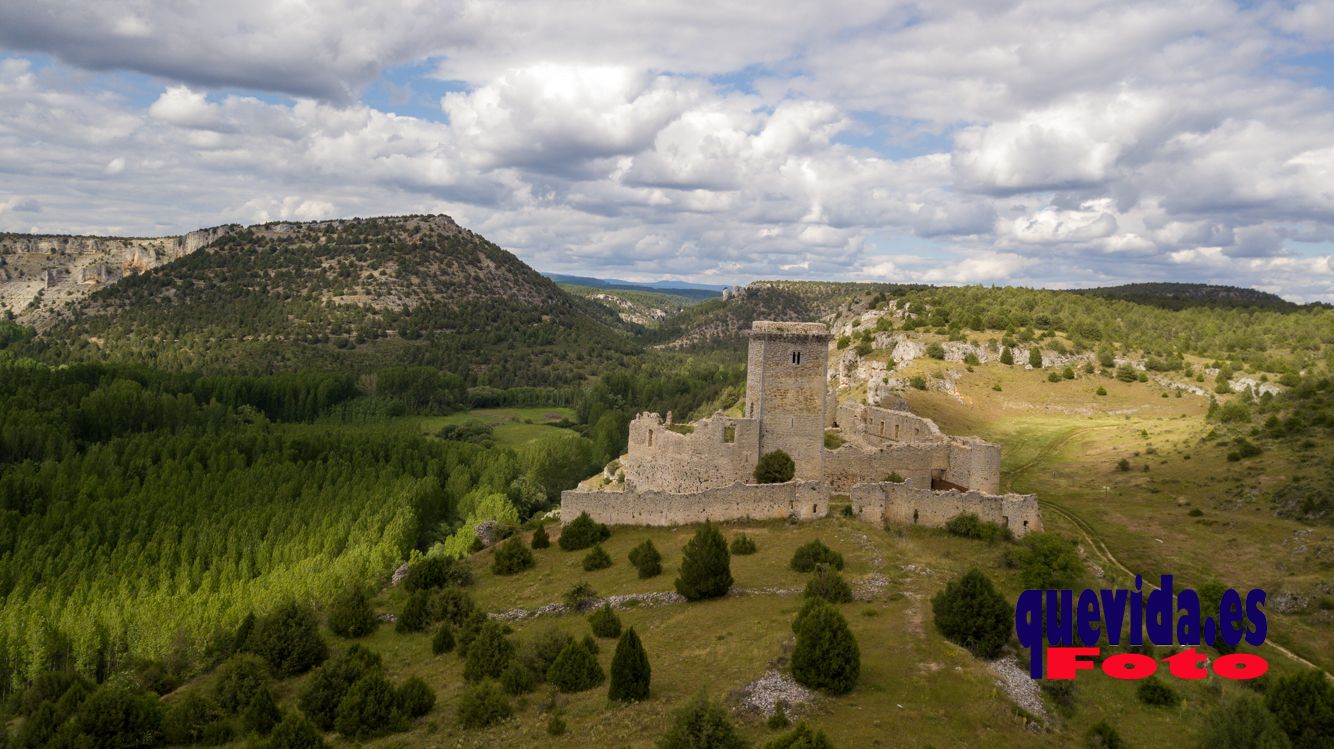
[1013,425,1324,674]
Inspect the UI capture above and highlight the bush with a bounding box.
[396,676,436,719]
[588,604,622,638]
[1136,677,1179,707]
[885,471,905,483]
[327,586,377,639]
[213,653,271,712]
[493,535,536,575]
[629,539,663,578]
[563,581,600,612]
[268,711,330,749]
[926,342,946,360]
[1063,366,1076,380]
[659,692,748,749]
[499,661,537,695]
[791,540,844,572]
[944,513,1013,543]
[463,621,515,682]
[931,568,1011,659]
[547,715,567,736]
[766,722,835,749]
[402,555,460,592]
[729,534,757,555]
[333,671,403,739]
[162,692,222,745]
[71,684,163,748]
[1117,457,1131,471]
[546,640,604,693]
[1011,533,1085,589]
[297,645,383,730]
[909,375,928,390]
[559,512,611,551]
[1096,386,1108,396]
[804,564,853,604]
[791,599,860,694]
[20,671,89,716]
[396,590,433,633]
[754,450,796,484]
[608,628,651,702]
[518,627,575,682]
[675,522,733,601]
[243,685,282,734]
[431,623,455,655]
[1029,347,1044,367]
[1085,720,1123,749]
[247,602,329,677]
[430,587,477,626]
[767,702,791,730]
[1000,347,1014,365]
[531,524,551,549]
[1265,669,1334,749]
[1201,692,1292,749]
[582,544,613,571]
[457,681,513,729]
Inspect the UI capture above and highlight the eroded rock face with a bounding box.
[0,225,236,327]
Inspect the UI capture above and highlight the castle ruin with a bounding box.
[560,321,1042,536]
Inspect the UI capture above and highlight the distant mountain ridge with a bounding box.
[1071,282,1300,310]
[20,214,636,384]
[542,272,727,298]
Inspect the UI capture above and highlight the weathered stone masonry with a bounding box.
[561,320,1041,535]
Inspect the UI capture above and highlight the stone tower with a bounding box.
[744,321,831,481]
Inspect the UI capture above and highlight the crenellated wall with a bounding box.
[561,480,829,527]
[850,480,1042,537]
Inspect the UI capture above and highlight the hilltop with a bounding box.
[12,215,636,385]
[1071,282,1300,311]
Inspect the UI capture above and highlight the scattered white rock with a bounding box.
[735,670,816,716]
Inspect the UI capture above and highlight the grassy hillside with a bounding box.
[20,215,636,386]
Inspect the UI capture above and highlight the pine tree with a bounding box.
[492,535,535,575]
[456,680,512,729]
[588,604,622,638]
[334,672,403,739]
[213,653,271,713]
[674,522,733,601]
[1028,347,1043,368]
[628,539,663,578]
[791,599,860,695]
[242,685,281,734]
[246,601,328,677]
[558,512,610,551]
[546,640,605,693]
[765,722,836,749]
[659,692,747,749]
[582,544,613,571]
[803,564,853,604]
[608,628,651,702]
[327,586,377,639]
[531,524,551,549]
[395,590,432,633]
[396,677,436,718]
[463,621,515,682]
[1000,347,1014,365]
[268,712,330,749]
[931,568,1011,659]
[431,623,455,655]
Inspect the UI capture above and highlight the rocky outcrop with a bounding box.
[0,224,237,327]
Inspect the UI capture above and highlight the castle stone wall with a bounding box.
[561,480,829,527]
[944,439,1002,495]
[836,402,946,444]
[621,412,758,493]
[850,481,1042,537]
[823,442,945,493]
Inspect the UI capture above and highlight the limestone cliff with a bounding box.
[0,225,236,328]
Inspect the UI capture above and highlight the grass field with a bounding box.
[221,511,1309,749]
[900,357,1333,673]
[414,407,579,447]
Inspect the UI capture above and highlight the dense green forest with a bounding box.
[0,347,743,692]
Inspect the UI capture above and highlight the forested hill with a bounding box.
[17,215,635,386]
[1071,282,1299,311]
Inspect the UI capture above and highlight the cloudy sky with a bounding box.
[1,1,1332,301]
